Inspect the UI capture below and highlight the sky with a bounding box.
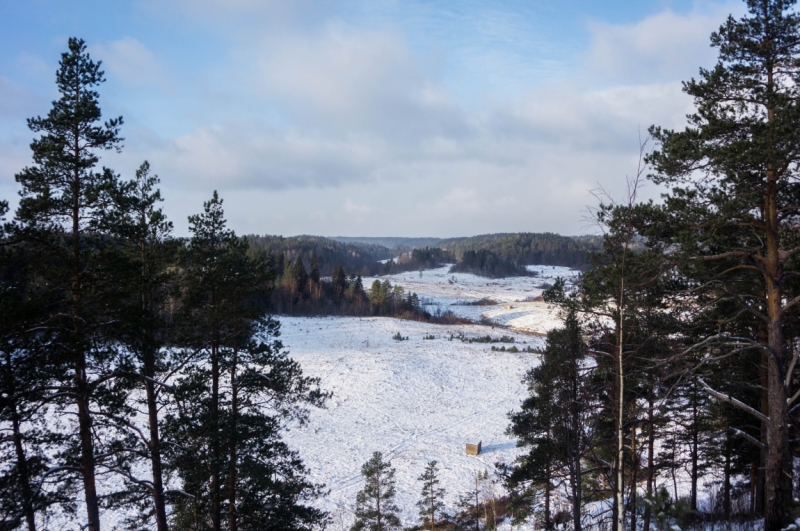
[0,0,745,237]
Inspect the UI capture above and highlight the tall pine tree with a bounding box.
[14,37,133,531]
[646,1,800,526]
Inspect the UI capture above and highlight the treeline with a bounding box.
[0,39,328,531]
[331,236,444,249]
[250,234,599,281]
[498,4,800,530]
[267,255,432,320]
[448,249,529,278]
[439,232,598,269]
[380,247,455,275]
[247,234,392,276]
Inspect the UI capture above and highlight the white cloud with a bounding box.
[586,3,743,83]
[92,37,166,88]
[2,1,739,236]
[247,22,465,140]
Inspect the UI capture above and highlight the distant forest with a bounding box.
[246,234,393,276]
[331,236,444,249]
[439,232,600,269]
[250,233,600,279]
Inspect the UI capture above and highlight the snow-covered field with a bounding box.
[281,316,544,527]
[280,265,581,527]
[363,265,580,335]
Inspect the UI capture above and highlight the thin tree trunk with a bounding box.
[723,433,731,524]
[690,392,698,514]
[4,349,36,531]
[572,353,583,531]
[376,467,382,531]
[643,390,655,531]
[11,403,36,531]
[630,423,637,531]
[615,301,625,531]
[210,340,221,531]
[474,474,480,531]
[228,342,239,531]
[544,466,551,531]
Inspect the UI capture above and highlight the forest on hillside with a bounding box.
[247,234,393,277]
[248,233,599,279]
[438,232,599,269]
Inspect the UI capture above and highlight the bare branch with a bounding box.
[699,378,769,423]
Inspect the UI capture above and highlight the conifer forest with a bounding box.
[4,1,800,531]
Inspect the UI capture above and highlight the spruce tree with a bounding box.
[507,296,598,531]
[351,452,401,531]
[646,1,800,526]
[332,266,347,301]
[13,37,132,531]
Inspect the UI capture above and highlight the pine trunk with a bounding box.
[144,362,168,531]
[763,123,793,529]
[77,369,100,531]
[643,391,654,531]
[228,344,239,531]
[11,403,36,531]
[211,341,221,531]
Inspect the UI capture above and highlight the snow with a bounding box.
[278,266,581,527]
[363,265,580,335]
[280,315,544,527]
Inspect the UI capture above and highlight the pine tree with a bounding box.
[351,452,401,531]
[417,461,446,531]
[170,191,237,531]
[455,473,482,531]
[168,192,328,531]
[13,37,133,531]
[116,161,175,531]
[645,1,800,526]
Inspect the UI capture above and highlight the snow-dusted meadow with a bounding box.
[364,265,580,333]
[280,265,580,527]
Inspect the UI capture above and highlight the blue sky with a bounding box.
[0,0,744,236]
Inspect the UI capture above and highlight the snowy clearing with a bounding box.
[280,266,585,526]
[280,316,545,527]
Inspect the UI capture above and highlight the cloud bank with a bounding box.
[0,1,742,236]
